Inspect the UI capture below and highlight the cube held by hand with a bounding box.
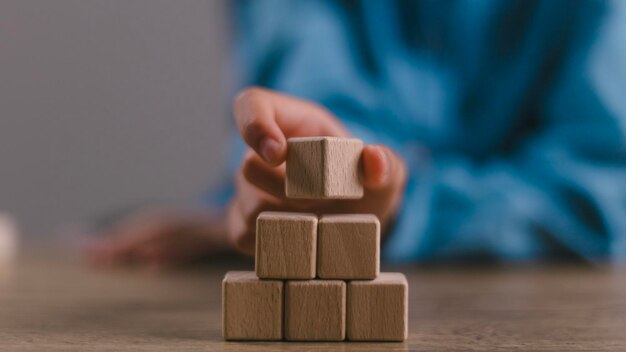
[286,137,363,199]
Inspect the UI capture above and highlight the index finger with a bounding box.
[233,87,348,166]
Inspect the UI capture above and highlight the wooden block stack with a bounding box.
[223,137,408,342]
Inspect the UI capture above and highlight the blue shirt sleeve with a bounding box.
[389,1,626,264]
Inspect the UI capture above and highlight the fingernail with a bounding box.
[260,138,281,163]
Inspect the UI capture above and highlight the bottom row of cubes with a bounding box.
[222,271,408,342]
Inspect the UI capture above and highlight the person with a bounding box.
[86,0,626,269]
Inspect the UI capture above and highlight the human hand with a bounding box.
[228,88,408,255]
[84,207,229,270]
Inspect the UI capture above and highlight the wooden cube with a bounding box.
[347,273,408,341]
[317,214,380,279]
[286,137,363,199]
[255,212,317,279]
[285,280,346,341]
[222,271,283,340]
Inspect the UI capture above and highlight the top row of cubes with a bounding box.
[256,212,380,280]
[286,137,363,199]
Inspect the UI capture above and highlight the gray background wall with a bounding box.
[0,0,233,237]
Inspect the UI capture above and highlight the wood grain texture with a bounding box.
[255,212,318,279]
[317,214,380,279]
[348,273,408,341]
[286,137,363,199]
[222,271,283,341]
[7,248,626,351]
[285,280,346,341]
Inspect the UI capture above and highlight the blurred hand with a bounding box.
[228,88,408,256]
[84,207,229,270]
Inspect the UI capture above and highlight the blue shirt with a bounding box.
[224,0,626,263]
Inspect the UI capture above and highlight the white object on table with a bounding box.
[0,213,18,266]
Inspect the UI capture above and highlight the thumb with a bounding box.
[361,145,407,190]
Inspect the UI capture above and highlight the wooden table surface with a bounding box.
[1,248,626,351]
